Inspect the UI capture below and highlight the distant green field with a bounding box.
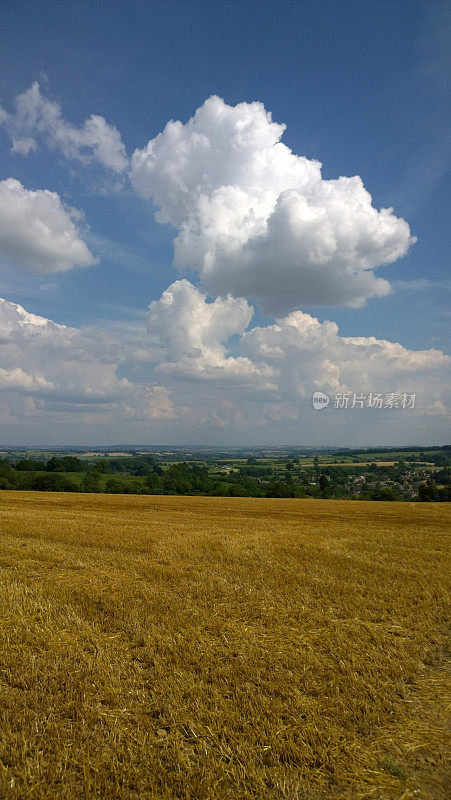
[13,471,148,492]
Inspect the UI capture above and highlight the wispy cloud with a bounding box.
[0,81,128,172]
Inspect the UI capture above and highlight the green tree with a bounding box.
[145,472,163,493]
[45,456,65,472]
[16,459,45,471]
[266,481,295,498]
[371,487,397,501]
[91,459,112,474]
[0,459,17,489]
[418,483,439,502]
[32,473,77,492]
[81,473,101,493]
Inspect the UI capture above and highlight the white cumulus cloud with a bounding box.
[145,280,450,419]
[0,296,125,401]
[0,298,162,417]
[0,178,97,273]
[131,95,415,313]
[147,279,274,385]
[0,366,54,393]
[241,308,451,406]
[0,296,179,431]
[0,82,128,172]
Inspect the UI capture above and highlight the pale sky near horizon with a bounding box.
[0,0,449,446]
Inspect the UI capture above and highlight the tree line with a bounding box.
[0,453,450,501]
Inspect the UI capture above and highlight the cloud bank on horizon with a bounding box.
[0,288,449,440]
[0,84,448,442]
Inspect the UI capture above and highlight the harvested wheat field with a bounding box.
[0,492,449,800]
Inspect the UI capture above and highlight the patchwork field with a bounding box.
[0,492,449,799]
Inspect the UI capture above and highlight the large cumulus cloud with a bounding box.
[131,96,415,313]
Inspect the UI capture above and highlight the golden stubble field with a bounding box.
[0,492,449,800]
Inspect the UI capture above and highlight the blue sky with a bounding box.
[0,0,449,445]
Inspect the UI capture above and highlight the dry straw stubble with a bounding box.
[0,492,449,799]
